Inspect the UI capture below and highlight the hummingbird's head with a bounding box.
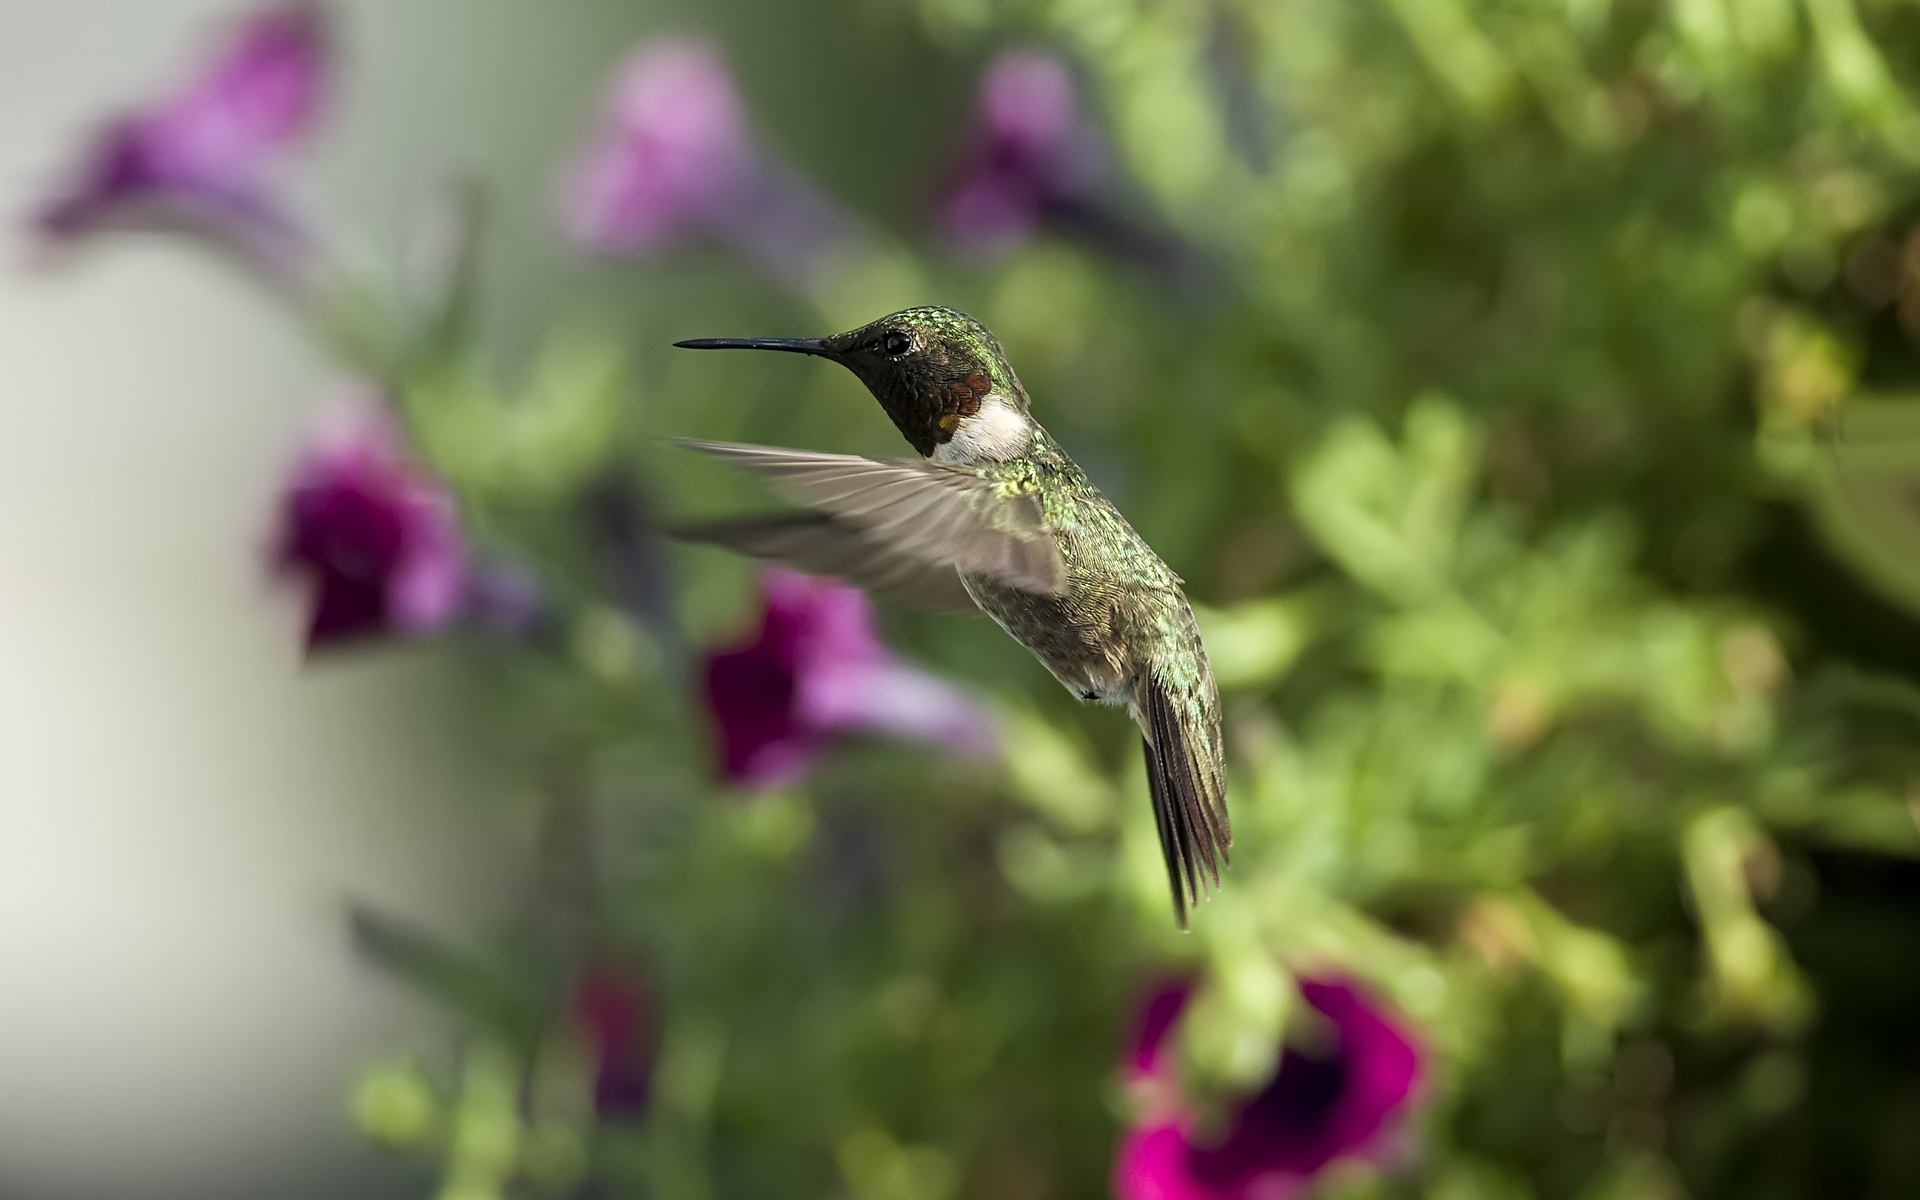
[676,306,1033,461]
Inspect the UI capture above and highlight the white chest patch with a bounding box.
[932,395,1032,465]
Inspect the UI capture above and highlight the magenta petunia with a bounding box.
[702,569,998,789]
[35,2,328,279]
[559,38,856,289]
[936,51,1102,252]
[1114,977,1425,1200]
[272,402,468,650]
[560,38,753,255]
[1128,978,1198,1083]
[571,964,656,1118]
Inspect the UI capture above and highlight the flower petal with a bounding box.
[1113,977,1425,1200]
[700,570,996,787]
[1186,978,1424,1190]
[703,574,819,786]
[559,38,755,254]
[803,658,999,759]
[782,571,996,755]
[1295,979,1424,1163]
[1128,978,1196,1082]
[273,400,469,650]
[704,636,824,788]
[1114,1121,1220,1200]
[937,50,1102,250]
[147,3,330,184]
[387,486,469,634]
[34,3,327,280]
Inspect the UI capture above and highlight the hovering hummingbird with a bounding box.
[674,306,1229,925]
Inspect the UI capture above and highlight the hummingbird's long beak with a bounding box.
[673,336,832,356]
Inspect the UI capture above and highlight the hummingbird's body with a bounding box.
[675,306,1229,924]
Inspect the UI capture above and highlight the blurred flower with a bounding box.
[571,964,656,1118]
[703,570,998,788]
[560,38,856,290]
[561,39,750,254]
[936,51,1101,253]
[1127,978,1197,1083]
[1114,978,1425,1200]
[34,2,328,284]
[273,401,468,649]
[933,51,1204,288]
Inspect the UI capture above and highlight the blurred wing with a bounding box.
[674,512,981,613]
[677,440,1066,595]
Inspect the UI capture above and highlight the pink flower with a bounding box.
[34,3,328,281]
[560,39,753,255]
[1114,978,1425,1200]
[559,38,856,290]
[936,51,1102,252]
[1128,978,1199,1083]
[272,403,468,649]
[702,570,998,788]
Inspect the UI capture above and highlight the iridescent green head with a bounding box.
[676,306,1028,457]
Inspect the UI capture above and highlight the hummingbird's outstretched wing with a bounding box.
[673,512,981,613]
[1138,671,1232,930]
[676,440,1067,595]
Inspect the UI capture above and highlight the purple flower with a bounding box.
[34,3,328,282]
[559,38,857,290]
[936,51,1102,252]
[1128,978,1198,1083]
[560,39,751,254]
[571,964,656,1119]
[272,402,468,650]
[1114,978,1425,1200]
[702,570,998,788]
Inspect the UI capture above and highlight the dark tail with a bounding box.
[1137,671,1231,929]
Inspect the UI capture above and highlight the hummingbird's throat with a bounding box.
[931,393,1032,464]
[933,373,993,435]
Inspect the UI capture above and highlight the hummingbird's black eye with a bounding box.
[882,330,912,357]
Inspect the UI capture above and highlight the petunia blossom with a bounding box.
[1128,977,1198,1083]
[272,401,468,650]
[936,51,1102,253]
[570,964,656,1119]
[702,569,998,789]
[1114,977,1425,1200]
[34,2,328,283]
[559,38,856,291]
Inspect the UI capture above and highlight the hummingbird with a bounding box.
[673,306,1229,926]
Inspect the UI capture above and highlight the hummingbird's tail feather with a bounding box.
[1138,672,1231,929]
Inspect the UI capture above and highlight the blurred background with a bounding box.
[6,1,1920,1198]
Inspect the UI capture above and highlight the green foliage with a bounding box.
[405,331,629,508]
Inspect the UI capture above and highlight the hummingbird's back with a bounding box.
[962,431,1191,707]
[963,429,1230,924]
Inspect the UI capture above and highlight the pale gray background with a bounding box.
[0,3,656,1196]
